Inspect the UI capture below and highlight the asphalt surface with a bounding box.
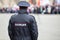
[0,14,60,40]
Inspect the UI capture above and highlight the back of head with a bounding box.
[17,1,30,7]
[17,1,30,14]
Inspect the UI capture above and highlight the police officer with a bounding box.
[8,1,38,40]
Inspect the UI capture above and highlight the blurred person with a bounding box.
[50,0,60,14]
[36,7,42,13]
[50,0,56,14]
[28,4,35,13]
[44,5,48,14]
[0,8,2,13]
[44,5,51,14]
[51,6,56,14]
[53,6,60,14]
[7,7,12,13]
[1,8,7,13]
[32,5,38,13]
[8,1,38,40]
[11,5,19,13]
[56,0,60,14]
[42,6,46,14]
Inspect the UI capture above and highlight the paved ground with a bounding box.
[0,14,60,40]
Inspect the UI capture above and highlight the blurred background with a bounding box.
[0,0,60,14]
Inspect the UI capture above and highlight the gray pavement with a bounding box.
[0,14,60,40]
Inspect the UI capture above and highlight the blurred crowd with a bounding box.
[0,0,60,14]
[28,5,60,14]
[0,5,60,14]
[0,6,19,13]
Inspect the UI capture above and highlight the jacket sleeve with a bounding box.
[30,16,38,40]
[8,18,13,40]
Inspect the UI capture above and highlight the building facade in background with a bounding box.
[0,0,55,8]
[0,0,20,8]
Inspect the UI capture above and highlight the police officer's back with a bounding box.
[8,1,38,40]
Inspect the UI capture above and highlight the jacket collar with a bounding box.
[18,9,28,14]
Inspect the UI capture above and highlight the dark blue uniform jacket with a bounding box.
[8,9,38,40]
